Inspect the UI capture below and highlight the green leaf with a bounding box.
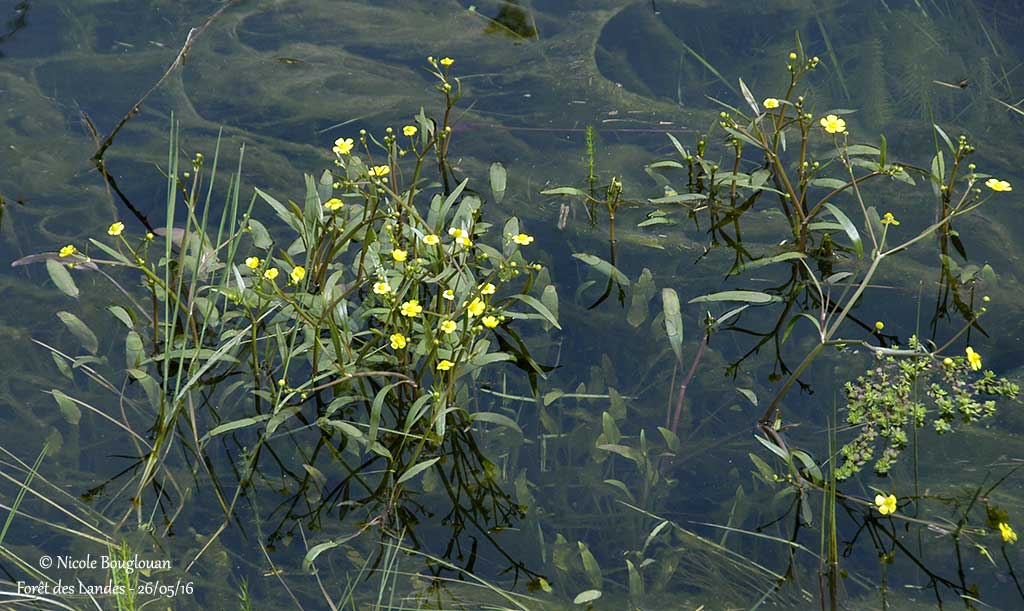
[46,260,79,298]
[489,162,507,204]
[627,269,656,327]
[688,290,779,304]
[661,288,684,364]
[648,193,707,204]
[203,414,272,441]
[731,252,805,274]
[507,294,561,330]
[125,331,144,368]
[541,186,589,197]
[396,457,440,485]
[573,590,602,605]
[572,253,629,286]
[658,426,681,452]
[749,453,777,481]
[602,479,636,502]
[736,388,758,406]
[107,305,134,329]
[578,542,603,589]
[51,389,81,425]
[56,311,98,354]
[541,285,559,329]
[823,203,863,259]
[369,382,403,443]
[255,188,303,234]
[626,559,644,601]
[809,177,849,190]
[471,412,522,434]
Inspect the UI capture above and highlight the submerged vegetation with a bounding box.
[3,2,1024,610]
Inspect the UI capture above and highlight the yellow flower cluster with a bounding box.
[325,198,344,212]
[999,522,1018,543]
[59,245,77,258]
[763,98,780,110]
[108,222,125,236]
[874,494,897,515]
[985,178,1012,192]
[965,346,982,371]
[819,114,847,134]
[881,212,899,226]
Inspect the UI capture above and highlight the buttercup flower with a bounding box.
[290,266,306,283]
[512,233,534,246]
[333,137,354,155]
[455,235,472,247]
[480,283,496,295]
[392,249,408,262]
[999,522,1018,544]
[874,494,897,515]
[264,268,279,281]
[423,234,440,245]
[403,125,418,137]
[985,178,1012,192]
[819,114,847,134]
[467,297,485,317]
[965,346,982,371]
[325,197,344,211]
[369,165,391,177]
[59,245,76,258]
[440,320,457,334]
[448,227,467,239]
[763,98,780,110]
[439,57,454,67]
[875,321,885,331]
[107,222,125,236]
[482,315,500,328]
[372,281,391,295]
[881,212,900,226]
[245,256,261,270]
[390,333,407,350]
[400,299,423,317]
[442,289,455,301]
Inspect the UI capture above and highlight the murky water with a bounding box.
[2,1,1024,609]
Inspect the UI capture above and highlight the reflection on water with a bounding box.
[1,1,1023,609]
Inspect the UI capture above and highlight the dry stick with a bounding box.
[670,332,709,436]
[91,0,242,162]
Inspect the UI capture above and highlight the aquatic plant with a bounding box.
[21,58,558,592]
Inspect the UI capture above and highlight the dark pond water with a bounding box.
[2,1,1024,609]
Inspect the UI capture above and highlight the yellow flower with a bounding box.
[442,289,455,301]
[999,522,1018,544]
[403,125,418,137]
[325,197,344,211]
[455,235,472,247]
[439,57,454,67]
[875,321,885,331]
[788,51,798,61]
[480,283,496,295]
[467,297,485,317]
[107,222,125,236]
[440,320,457,334]
[819,114,847,134]
[436,359,454,371]
[264,268,279,281]
[448,227,466,239]
[985,178,1012,192]
[59,245,76,258]
[369,165,391,177]
[245,256,261,270]
[965,346,982,371]
[512,233,534,246]
[943,357,954,367]
[400,299,423,317]
[390,333,407,350]
[881,212,900,226]
[874,494,897,515]
[423,234,440,246]
[372,281,391,295]
[145,232,154,240]
[392,249,408,262]
[482,315,500,328]
[763,98,780,110]
[290,266,306,283]
[333,137,354,155]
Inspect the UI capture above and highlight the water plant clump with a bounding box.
[21,57,558,591]
[839,336,1019,479]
